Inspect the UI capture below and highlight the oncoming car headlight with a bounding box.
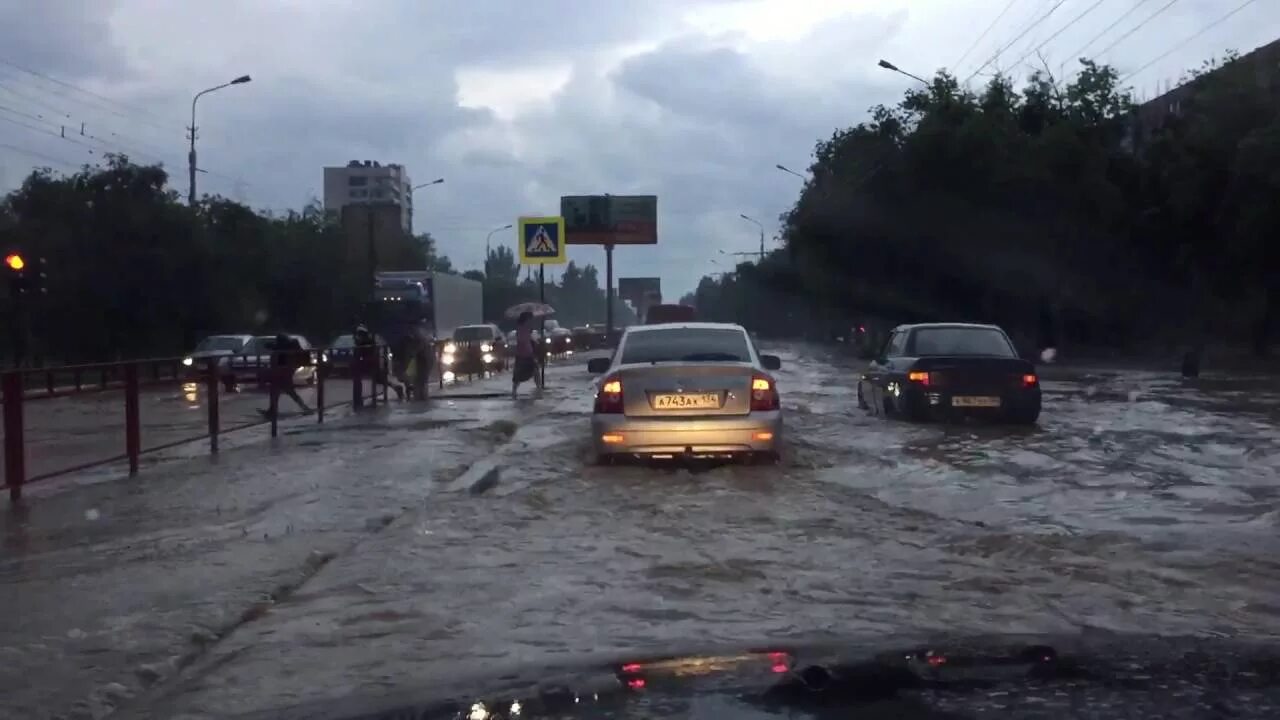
[482,353,495,364]
[443,342,457,354]
[480,342,493,353]
[182,357,194,367]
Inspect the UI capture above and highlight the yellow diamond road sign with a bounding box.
[518,216,566,265]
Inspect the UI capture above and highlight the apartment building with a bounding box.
[323,160,413,233]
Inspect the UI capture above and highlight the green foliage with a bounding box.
[695,53,1280,353]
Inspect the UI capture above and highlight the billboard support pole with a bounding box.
[605,242,615,342]
[539,263,547,388]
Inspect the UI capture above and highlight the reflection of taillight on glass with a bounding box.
[626,678,646,690]
[768,651,790,673]
[750,373,779,411]
[594,376,624,413]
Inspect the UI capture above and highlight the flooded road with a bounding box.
[109,344,1280,719]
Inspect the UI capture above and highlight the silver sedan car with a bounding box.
[588,322,783,463]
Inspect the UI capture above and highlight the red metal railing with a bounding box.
[1,346,397,503]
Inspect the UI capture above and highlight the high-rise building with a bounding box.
[323,160,414,233]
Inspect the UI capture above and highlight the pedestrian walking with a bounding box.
[260,333,312,419]
[511,310,543,399]
[355,323,404,400]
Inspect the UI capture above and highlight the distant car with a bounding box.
[181,334,252,380]
[645,304,696,324]
[326,333,388,377]
[226,334,319,387]
[587,322,783,463]
[547,326,573,355]
[443,324,506,373]
[857,322,1041,424]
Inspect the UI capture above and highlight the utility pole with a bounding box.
[188,75,252,206]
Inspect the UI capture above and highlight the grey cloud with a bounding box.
[0,0,128,81]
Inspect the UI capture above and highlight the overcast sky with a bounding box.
[1,0,1276,298]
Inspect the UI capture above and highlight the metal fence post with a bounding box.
[352,349,363,410]
[124,363,140,476]
[269,361,280,438]
[205,357,220,453]
[2,371,25,503]
[316,360,326,424]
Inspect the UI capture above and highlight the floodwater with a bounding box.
[3,345,1279,719]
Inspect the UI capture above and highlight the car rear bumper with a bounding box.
[591,411,782,457]
[903,387,1041,420]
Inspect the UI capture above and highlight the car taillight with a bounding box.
[1022,373,1038,387]
[907,370,930,385]
[750,373,779,411]
[594,376,624,414]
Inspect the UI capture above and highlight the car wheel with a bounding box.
[1008,407,1041,425]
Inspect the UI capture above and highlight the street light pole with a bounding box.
[877,59,929,86]
[739,214,765,257]
[407,178,444,235]
[775,163,805,180]
[188,74,251,206]
[484,223,513,278]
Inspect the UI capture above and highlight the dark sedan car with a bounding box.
[857,323,1040,424]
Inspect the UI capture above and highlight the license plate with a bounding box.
[652,392,721,410]
[952,396,1001,408]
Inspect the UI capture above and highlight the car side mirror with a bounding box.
[760,354,782,371]
[587,358,611,374]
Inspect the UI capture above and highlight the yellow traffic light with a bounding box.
[4,253,24,271]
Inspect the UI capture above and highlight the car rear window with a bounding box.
[911,327,1015,357]
[194,336,246,352]
[620,328,751,364]
[331,335,355,348]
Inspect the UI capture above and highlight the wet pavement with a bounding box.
[3,345,1280,719]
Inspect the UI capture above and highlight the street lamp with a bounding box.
[877,59,929,86]
[407,178,444,234]
[739,213,765,257]
[775,163,805,180]
[485,223,513,278]
[188,74,252,206]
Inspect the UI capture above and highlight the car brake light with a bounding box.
[750,373,779,411]
[594,376,624,413]
[1022,373,1038,386]
[907,370,929,385]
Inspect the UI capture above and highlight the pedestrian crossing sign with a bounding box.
[517,216,567,265]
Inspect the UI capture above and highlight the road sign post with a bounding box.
[518,216,567,388]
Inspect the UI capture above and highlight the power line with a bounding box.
[0,142,83,171]
[1089,0,1181,61]
[0,56,181,133]
[1120,0,1259,83]
[1009,0,1111,72]
[0,81,180,167]
[953,0,1026,70]
[965,0,1071,83]
[1062,0,1156,63]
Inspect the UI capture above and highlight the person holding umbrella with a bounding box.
[510,310,543,398]
[506,302,553,398]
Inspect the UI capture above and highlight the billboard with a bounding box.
[561,195,658,245]
[618,277,661,304]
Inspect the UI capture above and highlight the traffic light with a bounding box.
[32,256,47,294]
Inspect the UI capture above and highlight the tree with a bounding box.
[696,51,1280,354]
[0,156,452,363]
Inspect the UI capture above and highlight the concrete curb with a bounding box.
[446,456,501,495]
